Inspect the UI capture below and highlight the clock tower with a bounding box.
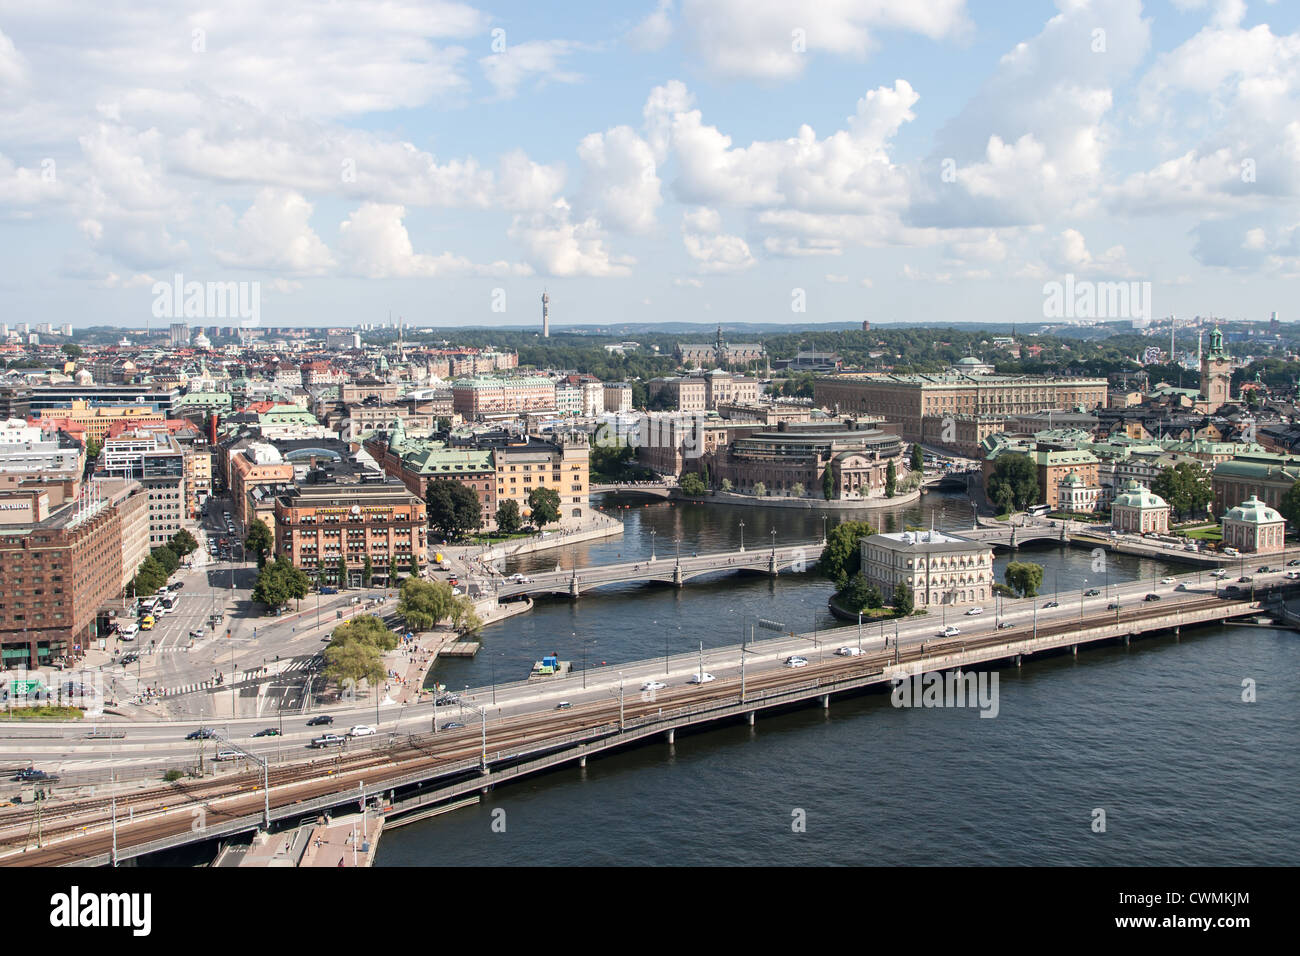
[1200,325,1232,413]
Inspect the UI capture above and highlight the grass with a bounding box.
[1,705,84,719]
[1181,525,1222,541]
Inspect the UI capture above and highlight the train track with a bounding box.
[0,594,1252,865]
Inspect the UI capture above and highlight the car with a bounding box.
[310,734,345,748]
[1144,593,1161,602]
[554,701,573,710]
[306,715,334,726]
[348,725,376,737]
[120,653,139,665]
[640,680,667,692]
[319,586,338,595]
[1043,601,1059,609]
[168,581,185,592]
[188,629,204,640]
[687,672,715,684]
[784,656,809,668]
[997,621,1015,630]
[442,721,466,730]
[835,646,863,657]
[1160,577,1176,585]
[1238,576,1253,583]
[1287,571,1300,580]
[185,728,216,740]
[451,587,463,596]
[1084,588,1101,596]
[1211,569,1228,578]
[435,694,460,706]
[213,750,241,762]
[1257,566,1272,574]
[14,768,58,782]
[140,616,155,630]
[1287,560,1300,567]
[964,607,984,616]
[1108,602,1122,610]
[251,728,280,738]
[941,626,961,637]
[1175,583,1188,591]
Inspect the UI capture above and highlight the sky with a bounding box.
[1,0,1298,331]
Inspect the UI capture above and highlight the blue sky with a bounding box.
[1,0,1298,330]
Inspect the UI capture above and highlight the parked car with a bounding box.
[306,715,334,726]
[310,734,345,748]
[185,728,216,740]
[435,694,460,706]
[348,725,376,737]
[15,768,58,782]
[319,586,338,595]
[168,581,185,592]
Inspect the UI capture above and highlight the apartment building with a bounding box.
[452,377,557,419]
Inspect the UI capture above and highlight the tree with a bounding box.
[244,519,274,568]
[892,582,915,615]
[1279,480,1300,533]
[322,640,383,690]
[252,556,312,611]
[1005,561,1044,598]
[1152,461,1213,520]
[678,472,706,496]
[388,556,400,586]
[790,482,805,498]
[910,443,924,472]
[362,554,373,587]
[150,546,180,577]
[818,520,876,588]
[426,480,483,541]
[822,464,834,500]
[131,555,168,597]
[398,578,454,631]
[987,453,1040,512]
[527,486,561,527]
[721,478,733,492]
[701,462,710,489]
[61,343,83,359]
[329,613,399,651]
[336,554,348,587]
[839,573,882,613]
[885,460,897,498]
[753,482,767,497]
[449,596,483,634]
[168,528,199,557]
[409,552,420,578]
[496,499,522,535]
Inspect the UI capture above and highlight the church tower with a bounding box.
[1200,325,1232,412]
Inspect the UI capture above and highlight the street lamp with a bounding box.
[821,515,828,544]
[649,528,656,562]
[739,520,745,552]
[770,529,777,554]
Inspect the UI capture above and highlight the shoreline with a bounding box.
[670,487,924,511]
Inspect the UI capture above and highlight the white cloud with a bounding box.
[683,231,755,272]
[678,0,968,80]
[338,203,530,278]
[1047,227,1136,276]
[576,126,662,234]
[213,189,335,275]
[508,199,633,277]
[627,0,674,52]
[480,40,585,100]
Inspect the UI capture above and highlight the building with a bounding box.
[0,478,145,669]
[97,427,188,549]
[0,385,31,420]
[274,481,428,586]
[1056,471,1101,514]
[1221,496,1285,554]
[228,444,295,530]
[0,419,82,474]
[707,420,903,499]
[1200,326,1233,413]
[29,384,181,418]
[1110,480,1171,534]
[169,323,190,347]
[1211,452,1300,516]
[676,326,765,369]
[859,530,995,608]
[603,383,632,414]
[32,400,164,442]
[493,435,590,524]
[815,372,1107,443]
[452,377,556,419]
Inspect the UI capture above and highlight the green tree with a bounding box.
[252,560,290,610]
[388,556,400,586]
[527,486,561,527]
[336,554,348,587]
[61,343,84,359]
[1279,479,1300,532]
[362,554,373,587]
[322,640,384,690]
[885,460,897,498]
[409,552,420,578]
[721,478,733,492]
[495,498,522,535]
[910,443,924,471]
[892,581,915,615]
[449,596,483,634]
[426,480,483,541]
[838,573,882,613]
[753,481,766,497]
[701,462,710,489]
[168,528,199,557]
[1004,561,1045,598]
[329,613,398,651]
[790,482,805,498]
[131,555,168,597]
[678,472,706,496]
[397,578,454,631]
[150,546,180,576]
[244,518,274,568]
[1152,461,1213,520]
[822,464,834,500]
[818,520,876,588]
[987,452,1040,512]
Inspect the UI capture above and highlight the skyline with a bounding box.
[2,0,1299,329]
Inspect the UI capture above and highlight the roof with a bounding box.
[1112,480,1167,510]
[862,531,990,553]
[1223,496,1284,525]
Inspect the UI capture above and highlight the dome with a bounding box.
[955,356,981,366]
[1223,496,1283,525]
[1112,481,1167,510]
[193,331,211,348]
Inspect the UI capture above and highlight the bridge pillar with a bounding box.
[1124,634,1130,646]
[1072,645,1078,657]
[1013,654,1022,667]
[666,728,675,744]
[579,755,586,768]
[569,575,580,599]
[768,553,778,577]
[673,561,683,587]
[746,711,755,726]
[821,695,830,710]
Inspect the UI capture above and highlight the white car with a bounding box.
[784,656,809,668]
[1211,569,1228,578]
[687,672,715,685]
[836,646,862,657]
[965,607,985,616]
[347,725,376,737]
[640,680,667,692]
[941,626,961,637]
[1160,577,1176,585]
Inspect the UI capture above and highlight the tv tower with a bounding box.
[541,290,550,338]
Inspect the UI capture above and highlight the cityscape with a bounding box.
[0,0,1289,929]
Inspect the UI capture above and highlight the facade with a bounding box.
[603,383,633,414]
[860,530,994,607]
[815,373,1107,443]
[274,481,428,585]
[29,385,180,418]
[452,377,556,418]
[1110,480,1171,534]
[675,327,765,368]
[707,421,903,499]
[0,419,82,474]
[32,400,164,441]
[493,436,590,524]
[1200,326,1233,413]
[229,445,295,529]
[1221,496,1285,554]
[1211,453,1300,516]
[1056,471,1101,513]
[97,427,188,549]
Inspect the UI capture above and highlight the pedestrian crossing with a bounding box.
[157,656,318,698]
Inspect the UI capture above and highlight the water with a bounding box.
[377,492,1297,866]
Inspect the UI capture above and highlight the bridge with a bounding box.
[590,482,674,498]
[492,541,825,598]
[961,522,1066,549]
[4,575,1286,867]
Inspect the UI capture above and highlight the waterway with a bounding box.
[377,491,1297,865]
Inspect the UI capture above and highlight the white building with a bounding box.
[0,419,82,473]
[860,530,995,607]
[1221,496,1286,554]
[1057,471,1101,513]
[1110,479,1170,534]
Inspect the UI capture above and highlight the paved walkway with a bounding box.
[299,811,383,868]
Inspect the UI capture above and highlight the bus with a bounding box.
[1026,504,1051,517]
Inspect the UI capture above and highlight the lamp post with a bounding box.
[739,520,745,552]
[770,529,777,554]
[821,515,828,544]
[649,528,656,562]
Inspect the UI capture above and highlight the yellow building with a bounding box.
[34,400,164,442]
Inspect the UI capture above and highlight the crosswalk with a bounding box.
[157,655,319,698]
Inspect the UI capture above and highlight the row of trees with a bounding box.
[129,529,200,597]
[251,555,312,611]
[396,577,482,634]
[425,480,561,542]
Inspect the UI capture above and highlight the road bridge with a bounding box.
[590,482,674,498]
[492,540,826,598]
